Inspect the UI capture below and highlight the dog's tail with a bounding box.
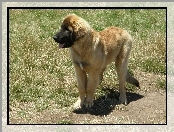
[126,71,140,87]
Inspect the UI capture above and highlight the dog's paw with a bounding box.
[85,98,94,108]
[73,99,84,109]
[119,95,127,105]
[85,101,94,108]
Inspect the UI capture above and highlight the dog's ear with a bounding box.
[66,26,76,42]
[73,28,86,40]
[70,20,86,41]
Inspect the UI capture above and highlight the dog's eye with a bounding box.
[61,25,69,31]
[64,27,69,31]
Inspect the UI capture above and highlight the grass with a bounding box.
[9,9,166,124]
[156,79,166,90]
[57,120,73,124]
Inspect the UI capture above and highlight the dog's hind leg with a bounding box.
[115,37,132,105]
[115,60,128,105]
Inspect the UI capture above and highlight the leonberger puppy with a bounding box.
[53,14,139,109]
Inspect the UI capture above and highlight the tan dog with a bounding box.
[53,14,139,109]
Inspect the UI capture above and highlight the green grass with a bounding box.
[156,79,166,90]
[9,9,166,122]
[57,120,73,124]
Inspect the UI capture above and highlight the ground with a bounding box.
[9,70,166,124]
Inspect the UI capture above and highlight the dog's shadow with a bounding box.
[73,87,144,116]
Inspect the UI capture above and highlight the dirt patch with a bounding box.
[9,71,166,124]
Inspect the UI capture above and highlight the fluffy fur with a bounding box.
[53,14,139,108]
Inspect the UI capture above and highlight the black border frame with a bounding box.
[7,6,167,125]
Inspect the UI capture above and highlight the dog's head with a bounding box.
[53,14,90,48]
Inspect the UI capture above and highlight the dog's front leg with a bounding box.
[85,71,100,108]
[73,63,87,109]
